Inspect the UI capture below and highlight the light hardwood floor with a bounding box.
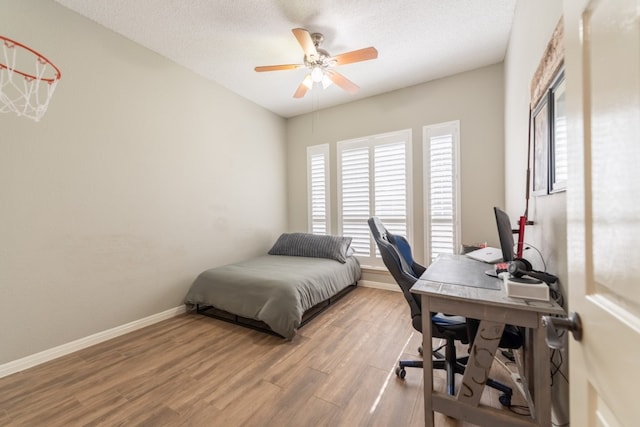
[0,287,529,426]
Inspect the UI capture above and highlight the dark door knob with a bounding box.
[541,312,582,349]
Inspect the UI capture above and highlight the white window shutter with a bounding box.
[307,144,330,234]
[374,142,407,237]
[338,130,412,266]
[340,146,371,256]
[424,121,460,263]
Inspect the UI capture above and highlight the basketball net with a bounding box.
[0,36,61,122]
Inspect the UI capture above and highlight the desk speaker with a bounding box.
[504,276,550,301]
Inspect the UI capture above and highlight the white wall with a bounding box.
[0,0,287,364]
[503,0,568,423]
[287,64,506,267]
[504,1,566,279]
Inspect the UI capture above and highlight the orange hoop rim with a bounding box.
[0,35,62,84]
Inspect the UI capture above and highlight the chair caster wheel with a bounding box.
[395,367,406,379]
[499,393,512,407]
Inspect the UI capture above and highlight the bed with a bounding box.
[184,233,361,339]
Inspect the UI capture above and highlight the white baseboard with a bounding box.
[359,280,399,292]
[0,305,187,379]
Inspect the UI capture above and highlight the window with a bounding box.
[338,129,412,266]
[550,70,567,193]
[307,144,330,234]
[423,121,460,263]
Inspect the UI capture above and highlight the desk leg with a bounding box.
[421,294,434,427]
[458,320,504,406]
[533,317,552,427]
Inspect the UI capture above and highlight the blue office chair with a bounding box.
[368,217,521,404]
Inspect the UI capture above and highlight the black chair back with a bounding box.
[368,217,423,332]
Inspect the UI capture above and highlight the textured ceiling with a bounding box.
[54,0,516,118]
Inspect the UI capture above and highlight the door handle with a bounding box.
[541,312,582,349]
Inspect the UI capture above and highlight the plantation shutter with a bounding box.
[307,144,330,234]
[340,146,371,256]
[429,135,455,259]
[374,142,407,238]
[338,130,411,266]
[424,121,460,263]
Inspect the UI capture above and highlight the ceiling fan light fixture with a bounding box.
[311,66,324,83]
[321,73,333,89]
[302,74,313,89]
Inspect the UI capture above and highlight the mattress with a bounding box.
[184,254,361,339]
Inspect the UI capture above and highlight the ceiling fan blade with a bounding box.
[254,64,304,72]
[325,70,359,94]
[292,28,317,58]
[293,81,309,98]
[332,47,378,66]
[293,74,313,98]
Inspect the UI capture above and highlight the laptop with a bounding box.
[464,246,503,264]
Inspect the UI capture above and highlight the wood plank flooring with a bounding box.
[0,287,529,426]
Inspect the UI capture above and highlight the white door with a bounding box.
[564,0,640,425]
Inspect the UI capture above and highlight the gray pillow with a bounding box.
[268,233,353,263]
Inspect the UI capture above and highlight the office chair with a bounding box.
[368,217,521,404]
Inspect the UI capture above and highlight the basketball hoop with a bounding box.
[0,35,62,122]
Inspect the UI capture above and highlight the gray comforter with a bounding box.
[184,255,361,339]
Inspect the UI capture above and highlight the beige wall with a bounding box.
[0,0,287,364]
[286,64,506,265]
[503,0,568,423]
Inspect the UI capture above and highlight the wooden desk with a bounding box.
[411,255,565,427]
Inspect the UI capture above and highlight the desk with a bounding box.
[411,255,565,427]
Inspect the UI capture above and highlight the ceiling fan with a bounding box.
[255,28,378,98]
